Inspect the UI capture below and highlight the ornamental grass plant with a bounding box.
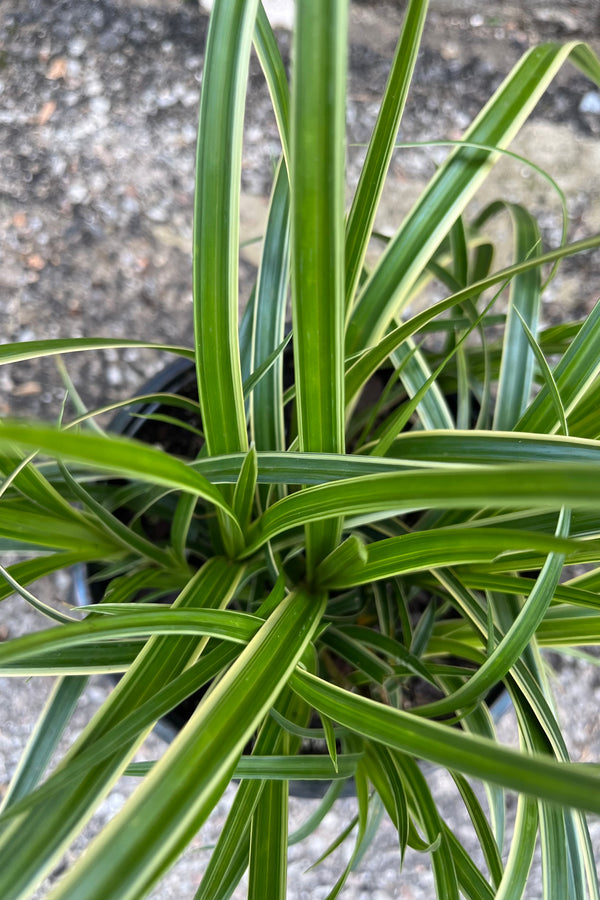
[2,0,600,897]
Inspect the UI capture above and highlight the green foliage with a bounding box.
[2,0,600,896]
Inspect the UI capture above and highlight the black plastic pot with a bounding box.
[72,356,210,742]
[71,357,346,795]
[72,356,510,790]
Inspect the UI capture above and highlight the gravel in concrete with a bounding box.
[2,1,600,895]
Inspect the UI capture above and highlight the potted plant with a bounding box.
[2,0,600,896]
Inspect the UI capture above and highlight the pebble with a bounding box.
[66,58,82,79]
[89,95,111,117]
[85,78,104,98]
[121,194,140,215]
[68,36,87,58]
[0,371,14,392]
[89,171,108,193]
[98,30,123,53]
[18,328,36,342]
[180,122,197,142]
[580,91,600,115]
[67,181,88,204]
[156,90,178,110]
[89,8,105,29]
[53,570,72,595]
[63,91,80,108]
[50,155,67,177]
[147,206,169,223]
[106,364,123,386]
[533,8,580,33]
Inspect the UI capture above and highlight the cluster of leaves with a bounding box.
[2,0,600,897]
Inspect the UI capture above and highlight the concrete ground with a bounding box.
[1,1,600,896]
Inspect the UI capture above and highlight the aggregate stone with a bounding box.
[2,1,600,896]
[581,91,600,115]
